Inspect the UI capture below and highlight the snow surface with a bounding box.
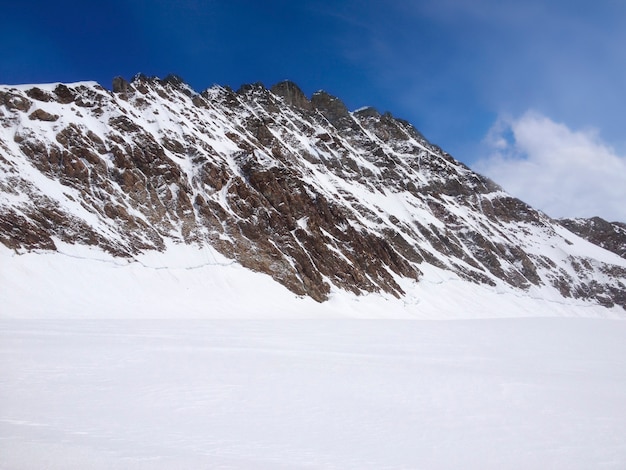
[1,243,623,319]
[3,241,625,468]
[1,318,625,469]
[2,79,626,467]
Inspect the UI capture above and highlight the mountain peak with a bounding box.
[236,82,267,95]
[310,90,352,129]
[270,80,311,110]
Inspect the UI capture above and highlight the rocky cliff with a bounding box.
[1,75,625,310]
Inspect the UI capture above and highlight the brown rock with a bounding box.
[29,109,59,122]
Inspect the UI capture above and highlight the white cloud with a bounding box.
[474,111,626,222]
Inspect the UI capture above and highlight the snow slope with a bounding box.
[1,242,623,319]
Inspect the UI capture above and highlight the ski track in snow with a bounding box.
[1,318,625,470]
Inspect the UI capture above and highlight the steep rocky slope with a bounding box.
[559,217,626,260]
[1,75,624,309]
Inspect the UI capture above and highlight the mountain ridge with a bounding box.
[1,75,625,311]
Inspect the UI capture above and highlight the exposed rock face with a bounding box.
[270,81,311,110]
[559,217,626,259]
[28,108,59,122]
[1,76,625,309]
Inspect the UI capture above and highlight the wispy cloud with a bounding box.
[474,112,626,222]
[347,1,626,163]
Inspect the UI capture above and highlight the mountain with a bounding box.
[1,75,625,313]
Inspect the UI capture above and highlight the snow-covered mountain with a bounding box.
[1,74,625,314]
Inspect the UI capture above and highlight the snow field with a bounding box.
[1,318,625,469]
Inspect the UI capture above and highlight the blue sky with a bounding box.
[2,0,626,221]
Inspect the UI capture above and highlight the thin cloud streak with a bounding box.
[475,112,626,222]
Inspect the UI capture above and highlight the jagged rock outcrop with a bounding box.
[271,81,311,110]
[1,75,625,309]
